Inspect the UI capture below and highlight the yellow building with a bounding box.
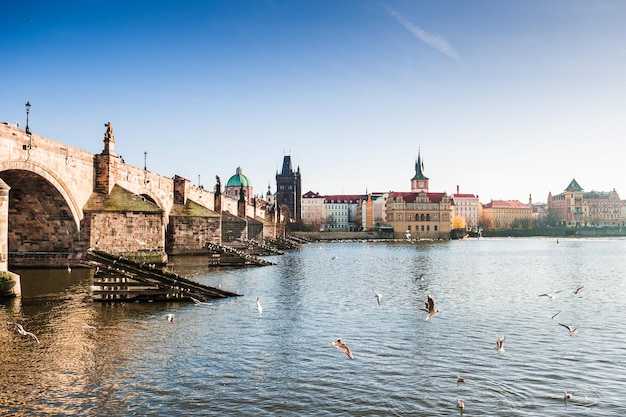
[385,150,453,239]
[386,191,452,239]
[480,200,532,230]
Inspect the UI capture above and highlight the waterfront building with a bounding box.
[322,194,363,231]
[451,186,479,231]
[385,151,453,239]
[361,192,389,231]
[547,178,624,227]
[480,200,532,230]
[301,191,324,231]
[386,191,452,239]
[275,155,302,224]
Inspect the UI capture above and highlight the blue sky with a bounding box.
[3,0,626,203]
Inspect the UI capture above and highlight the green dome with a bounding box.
[226,167,251,188]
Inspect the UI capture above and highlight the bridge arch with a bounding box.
[132,186,169,223]
[0,161,82,229]
[0,162,82,256]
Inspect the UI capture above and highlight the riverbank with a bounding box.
[291,226,626,241]
[481,226,626,238]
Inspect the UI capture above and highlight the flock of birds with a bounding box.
[327,268,588,412]
[5,257,588,413]
[223,264,588,412]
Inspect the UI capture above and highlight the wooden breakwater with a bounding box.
[204,242,276,266]
[87,249,241,302]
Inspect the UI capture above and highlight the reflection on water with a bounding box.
[2,238,626,416]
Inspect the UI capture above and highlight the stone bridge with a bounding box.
[0,121,277,276]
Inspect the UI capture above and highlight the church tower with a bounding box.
[410,149,429,192]
[275,155,301,223]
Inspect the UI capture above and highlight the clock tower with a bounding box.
[410,149,429,192]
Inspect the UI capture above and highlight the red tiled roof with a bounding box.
[322,194,364,203]
[483,200,530,209]
[389,191,447,203]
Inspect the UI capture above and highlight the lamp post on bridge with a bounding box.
[25,101,31,134]
[143,151,148,185]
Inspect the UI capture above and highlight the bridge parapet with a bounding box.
[0,120,277,269]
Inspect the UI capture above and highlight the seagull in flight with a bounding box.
[190,296,210,306]
[332,338,354,359]
[551,311,561,320]
[495,335,506,352]
[414,274,425,282]
[456,375,466,383]
[7,322,40,343]
[574,285,585,295]
[163,313,175,322]
[256,297,263,317]
[539,291,562,300]
[371,289,382,306]
[420,294,440,321]
[564,391,574,401]
[559,323,579,336]
[82,323,97,329]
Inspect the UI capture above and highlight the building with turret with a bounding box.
[547,179,624,227]
[385,150,453,239]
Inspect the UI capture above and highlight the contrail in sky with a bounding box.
[384,5,462,63]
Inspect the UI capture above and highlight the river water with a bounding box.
[1,237,626,416]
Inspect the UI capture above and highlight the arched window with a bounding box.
[426,213,431,221]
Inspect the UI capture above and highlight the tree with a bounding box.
[452,216,466,229]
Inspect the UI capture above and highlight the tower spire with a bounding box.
[411,148,429,192]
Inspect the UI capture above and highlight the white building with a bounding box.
[452,188,480,231]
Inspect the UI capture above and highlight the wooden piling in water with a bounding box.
[86,249,241,302]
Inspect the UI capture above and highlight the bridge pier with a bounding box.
[0,178,20,297]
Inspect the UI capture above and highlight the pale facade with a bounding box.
[323,195,362,231]
[452,192,479,230]
[301,191,325,231]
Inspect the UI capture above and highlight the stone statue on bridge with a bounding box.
[215,175,221,196]
[104,122,115,142]
[103,122,116,156]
